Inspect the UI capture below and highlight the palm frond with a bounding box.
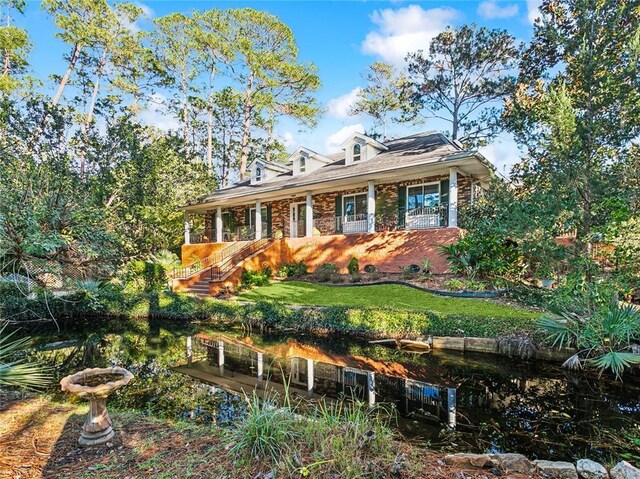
[0,322,50,389]
[590,352,640,380]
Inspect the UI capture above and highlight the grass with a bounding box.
[238,280,538,320]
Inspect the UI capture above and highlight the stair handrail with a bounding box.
[173,240,252,279]
[210,238,272,281]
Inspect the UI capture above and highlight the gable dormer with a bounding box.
[287,147,333,176]
[249,159,290,185]
[342,133,388,166]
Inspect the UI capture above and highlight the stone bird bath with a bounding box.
[60,367,133,446]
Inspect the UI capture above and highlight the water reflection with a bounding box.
[29,320,640,462]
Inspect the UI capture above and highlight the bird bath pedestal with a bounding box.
[60,367,133,446]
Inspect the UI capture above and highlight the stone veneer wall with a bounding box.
[199,173,472,238]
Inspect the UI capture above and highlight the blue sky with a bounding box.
[19,0,542,174]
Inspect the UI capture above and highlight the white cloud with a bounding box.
[324,124,365,153]
[526,0,542,24]
[361,5,459,65]
[279,131,296,149]
[477,1,519,19]
[138,93,180,132]
[327,87,362,119]
[479,133,523,177]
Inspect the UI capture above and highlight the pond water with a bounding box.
[29,318,640,463]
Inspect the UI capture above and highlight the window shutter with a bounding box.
[335,194,342,233]
[440,179,450,227]
[397,185,406,229]
[266,205,272,237]
[244,208,250,225]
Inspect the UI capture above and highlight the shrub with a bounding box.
[347,257,359,275]
[240,267,271,288]
[363,264,376,274]
[276,261,308,278]
[349,273,362,283]
[122,260,167,293]
[421,259,432,274]
[443,278,465,291]
[330,273,345,283]
[312,263,337,283]
[540,303,640,379]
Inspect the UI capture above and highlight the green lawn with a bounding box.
[238,280,539,320]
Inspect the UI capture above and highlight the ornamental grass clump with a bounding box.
[228,385,397,478]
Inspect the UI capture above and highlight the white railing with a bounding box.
[336,214,369,234]
[406,206,447,229]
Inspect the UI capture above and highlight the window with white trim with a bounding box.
[343,193,367,218]
[299,156,306,172]
[255,163,263,182]
[352,143,361,162]
[407,183,440,212]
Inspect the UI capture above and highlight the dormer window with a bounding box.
[353,143,361,162]
[255,164,263,182]
[299,156,306,172]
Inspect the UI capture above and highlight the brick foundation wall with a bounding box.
[285,229,460,274]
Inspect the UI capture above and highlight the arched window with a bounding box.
[353,143,362,162]
[299,156,306,172]
[255,164,263,182]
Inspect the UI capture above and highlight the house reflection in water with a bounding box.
[175,333,457,430]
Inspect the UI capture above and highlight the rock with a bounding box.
[490,453,536,475]
[610,461,640,479]
[534,460,578,479]
[576,459,609,479]
[443,453,496,469]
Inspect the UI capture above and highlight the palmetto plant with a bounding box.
[539,303,640,379]
[0,322,49,389]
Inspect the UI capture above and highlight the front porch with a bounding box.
[183,168,469,245]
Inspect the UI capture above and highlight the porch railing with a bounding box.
[336,214,370,234]
[174,240,252,279]
[210,238,272,281]
[406,205,448,229]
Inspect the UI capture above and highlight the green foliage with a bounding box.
[400,265,418,280]
[539,303,640,379]
[240,267,271,288]
[443,278,488,292]
[228,393,301,465]
[347,257,359,276]
[0,322,49,389]
[276,261,307,278]
[123,260,167,293]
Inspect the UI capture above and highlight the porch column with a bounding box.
[255,200,262,240]
[184,212,191,245]
[215,207,223,243]
[305,192,313,237]
[367,180,376,233]
[448,167,458,228]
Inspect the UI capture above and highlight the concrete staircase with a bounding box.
[174,238,276,296]
[183,278,211,297]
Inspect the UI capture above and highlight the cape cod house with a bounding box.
[176,131,494,295]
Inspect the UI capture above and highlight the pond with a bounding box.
[28,318,640,463]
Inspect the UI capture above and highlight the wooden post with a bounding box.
[305,192,313,237]
[367,180,376,233]
[255,200,262,240]
[215,207,223,243]
[448,167,458,228]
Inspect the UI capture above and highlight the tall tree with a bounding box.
[42,0,113,107]
[406,24,520,146]
[226,8,320,179]
[505,0,640,263]
[0,0,30,95]
[350,62,408,140]
[192,9,233,171]
[151,13,199,153]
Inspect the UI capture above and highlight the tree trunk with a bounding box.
[181,71,189,153]
[239,72,254,180]
[52,43,82,107]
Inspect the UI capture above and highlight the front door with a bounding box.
[291,203,307,238]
